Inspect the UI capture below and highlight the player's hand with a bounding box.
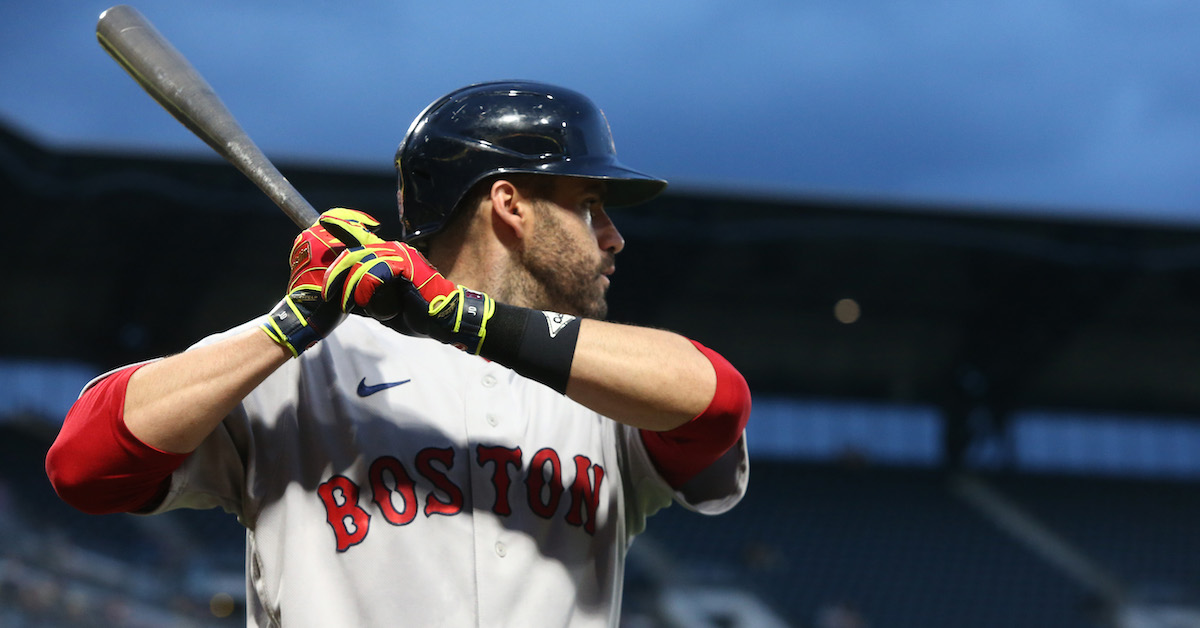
[320,218,495,355]
[260,208,380,357]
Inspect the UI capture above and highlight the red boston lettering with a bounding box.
[526,448,563,519]
[566,455,604,535]
[369,456,418,526]
[477,445,523,516]
[415,447,464,517]
[317,475,371,552]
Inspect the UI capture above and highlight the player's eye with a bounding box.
[581,199,602,227]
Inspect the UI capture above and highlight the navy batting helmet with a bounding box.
[395,80,668,242]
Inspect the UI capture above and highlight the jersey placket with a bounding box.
[464,360,520,624]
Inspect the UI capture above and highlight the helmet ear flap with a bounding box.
[395,81,667,244]
[398,163,438,240]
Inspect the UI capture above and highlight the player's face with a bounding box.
[518,178,624,319]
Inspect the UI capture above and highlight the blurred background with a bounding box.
[3,1,1200,626]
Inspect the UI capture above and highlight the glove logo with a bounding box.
[543,311,576,339]
[289,240,311,272]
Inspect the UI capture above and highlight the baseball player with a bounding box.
[46,81,751,627]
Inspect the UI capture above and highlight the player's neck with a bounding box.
[428,235,512,302]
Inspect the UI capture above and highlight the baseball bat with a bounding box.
[96,5,319,228]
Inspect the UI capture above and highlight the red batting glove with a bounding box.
[260,208,380,356]
[321,218,496,354]
[325,241,456,314]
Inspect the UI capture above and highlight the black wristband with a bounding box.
[479,302,581,394]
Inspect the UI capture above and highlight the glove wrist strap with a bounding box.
[479,303,581,394]
[260,296,323,358]
[428,287,494,354]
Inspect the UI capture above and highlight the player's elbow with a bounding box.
[46,401,176,516]
[46,447,168,515]
[695,344,752,445]
[45,440,119,515]
[715,369,751,443]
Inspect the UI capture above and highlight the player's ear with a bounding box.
[489,178,530,241]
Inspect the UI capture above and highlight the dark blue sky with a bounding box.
[2,1,1198,225]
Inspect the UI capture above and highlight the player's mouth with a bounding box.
[599,265,615,288]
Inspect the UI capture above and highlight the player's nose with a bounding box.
[594,209,625,255]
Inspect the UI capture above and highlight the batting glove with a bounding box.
[261,208,380,357]
[321,217,495,355]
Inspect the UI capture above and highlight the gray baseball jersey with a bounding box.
[145,316,749,627]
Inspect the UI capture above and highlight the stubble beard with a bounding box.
[508,204,610,320]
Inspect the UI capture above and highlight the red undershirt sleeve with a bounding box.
[639,340,751,489]
[45,363,190,514]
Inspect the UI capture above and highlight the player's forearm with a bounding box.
[565,319,716,431]
[124,327,291,453]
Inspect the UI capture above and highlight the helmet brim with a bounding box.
[498,159,668,208]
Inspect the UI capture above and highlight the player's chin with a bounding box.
[592,279,611,317]
[589,292,610,320]
[573,288,608,320]
[561,279,608,320]
[586,301,609,321]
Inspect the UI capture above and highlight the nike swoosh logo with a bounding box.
[356,377,412,397]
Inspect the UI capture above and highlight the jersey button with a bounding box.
[486,414,499,427]
[481,374,497,388]
[495,541,507,557]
